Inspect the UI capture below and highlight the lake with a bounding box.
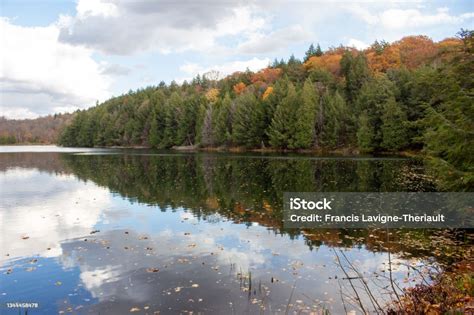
[0,146,463,314]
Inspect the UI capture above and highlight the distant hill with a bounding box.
[0,114,74,144]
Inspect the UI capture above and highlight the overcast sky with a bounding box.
[1,0,473,119]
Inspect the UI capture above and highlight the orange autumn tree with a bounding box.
[436,38,464,63]
[304,47,354,76]
[233,82,246,95]
[394,35,438,69]
[366,43,401,73]
[250,68,282,85]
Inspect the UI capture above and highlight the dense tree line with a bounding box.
[59,31,473,176]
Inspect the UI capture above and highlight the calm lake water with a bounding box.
[0,146,458,314]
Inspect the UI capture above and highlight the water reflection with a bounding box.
[0,149,455,314]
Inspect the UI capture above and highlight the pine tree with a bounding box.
[381,97,409,151]
[357,111,375,152]
[176,95,199,145]
[267,83,300,148]
[161,92,181,148]
[149,109,160,148]
[304,44,316,62]
[356,75,397,150]
[215,93,233,145]
[321,91,351,148]
[341,52,371,104]
[233,93,265,147]
[294,78,318,148]
[200,104,214,146]
[315,43,323,57]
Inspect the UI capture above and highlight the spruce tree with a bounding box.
[232,93,265,147]
[215,93,233,145]
[149,109,160,148]
[294,78,318,148]
[267,83,299,148]
[381,97,409,151]
[315,44,323,57]
[357,111,375,152]
[304,44,316,62]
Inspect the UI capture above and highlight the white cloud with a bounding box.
[0,18,111,118]
[100,63,131,76]
[58,0,268,55]
[348,5,474,30]
[76,0,119,18]
[347,38,369,50]
[237,25,311,54]
[178,57,270,82]
[380,8,474,29]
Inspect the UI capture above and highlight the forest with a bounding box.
[0,114,73,144]
[57,30,473,180]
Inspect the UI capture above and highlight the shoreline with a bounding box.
[1,143,423,158]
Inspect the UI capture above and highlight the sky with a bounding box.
[1,0,473,119]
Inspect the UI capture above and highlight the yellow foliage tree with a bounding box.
[262,86,274,100]
[205,88,220,103]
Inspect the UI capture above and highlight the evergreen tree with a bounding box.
[161,92,181,148]
[381,97,409,151]
[200,104,214,146]
[304,43,323,62]
[176,94,199,145]
[215,93,233,145]
[262,78,289,144]
[294,78,318,148]
[356,75,397,150]
[304,44,316,62]
[315,44,323,57]
[233,93,265,147]
[322,91,352,148]
[341,51,371,104]
[357,111,375,152]
[267,83,300,148]
[149,109,160,148]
